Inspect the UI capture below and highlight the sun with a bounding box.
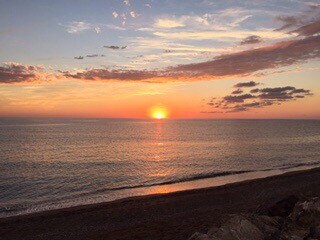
[155,112,164,120]
[149,106,168,120]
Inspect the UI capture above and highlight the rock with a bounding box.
[205,214,281,240]
[188,232,211,240]
[208,215,265,240]
[308,224,320,239]
[289,197,320,226]
[188,197,320,240]
[268,195,299,217]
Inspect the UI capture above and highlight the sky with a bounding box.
[0,0,319,119]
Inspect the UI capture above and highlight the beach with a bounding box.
[1,167,320,240]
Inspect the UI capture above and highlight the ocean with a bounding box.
[0,118,319,217]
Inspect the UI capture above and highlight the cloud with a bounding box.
[62,21,101,34]
[64,21,91,34]
[276,16,302,31]
[94,26,101,34]
[121,12,126,25]
[0,63,54,84]
[113,11,119,19]
[86,54,105,58]
[204,83,312,113]
[276,5,320,36]
[154,18,185,28]
[144,3,151,8]
[63,69,162,81]
[64,34,320,82]
[74,54,105,60]
[152,29,288,40]
[130,11,136,18]
[240,35,262,45]
[105,24,126,31]
[103,45,127,50]
[172,35,320,78]
[290,19,320,36]
[4,16,320,85]
[228,15,252,27]
[234,81,259,88]
[123,0,130,6]
[231,89,243,94]
[223,94,256,103]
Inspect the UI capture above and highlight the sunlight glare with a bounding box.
[150,106,168,119]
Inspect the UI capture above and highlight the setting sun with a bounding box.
[155,113,164,119]
[150,106,168,119]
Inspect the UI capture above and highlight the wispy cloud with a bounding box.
[94,26,101,34]
[63,32,320,82]
[62,21,101,34]
[152,29,289,40]
[144,3,151,8]
[154,18,185,28]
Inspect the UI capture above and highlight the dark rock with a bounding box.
[268,195,299,217]
[309,224,320,238]
[289,197,320,226]
[188,214,282,240]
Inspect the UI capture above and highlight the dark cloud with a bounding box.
[203,82,312,113]
[86,54,105,58]
[0,63,46,83]
[64,69,162,81]
[240,35,262,45]
[74,54,105,60]
[257,87,311,100]
[276,6,320,36]
[276,16,301,31]
[103,45,127,50]
[223,94,256,103]
[290,19,320,36]
[86,54,99,58]
[234,81,259,88]
[231,89,243,94]
[172,35,320,79]
[250,88,260,93]
[64,34,320,82]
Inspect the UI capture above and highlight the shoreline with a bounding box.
[1,167,320,240]
[1,164,319,219]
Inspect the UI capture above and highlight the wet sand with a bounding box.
[1,167,320,240]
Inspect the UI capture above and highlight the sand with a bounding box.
[1,167,320,240]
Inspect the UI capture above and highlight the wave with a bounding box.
[87,162,320,195]
[90,170,253,193]
[273,161,320,170]
[1,161,320,218]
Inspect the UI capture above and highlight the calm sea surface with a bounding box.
[0,118,319,217]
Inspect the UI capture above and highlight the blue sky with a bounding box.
[0,0,314,69]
